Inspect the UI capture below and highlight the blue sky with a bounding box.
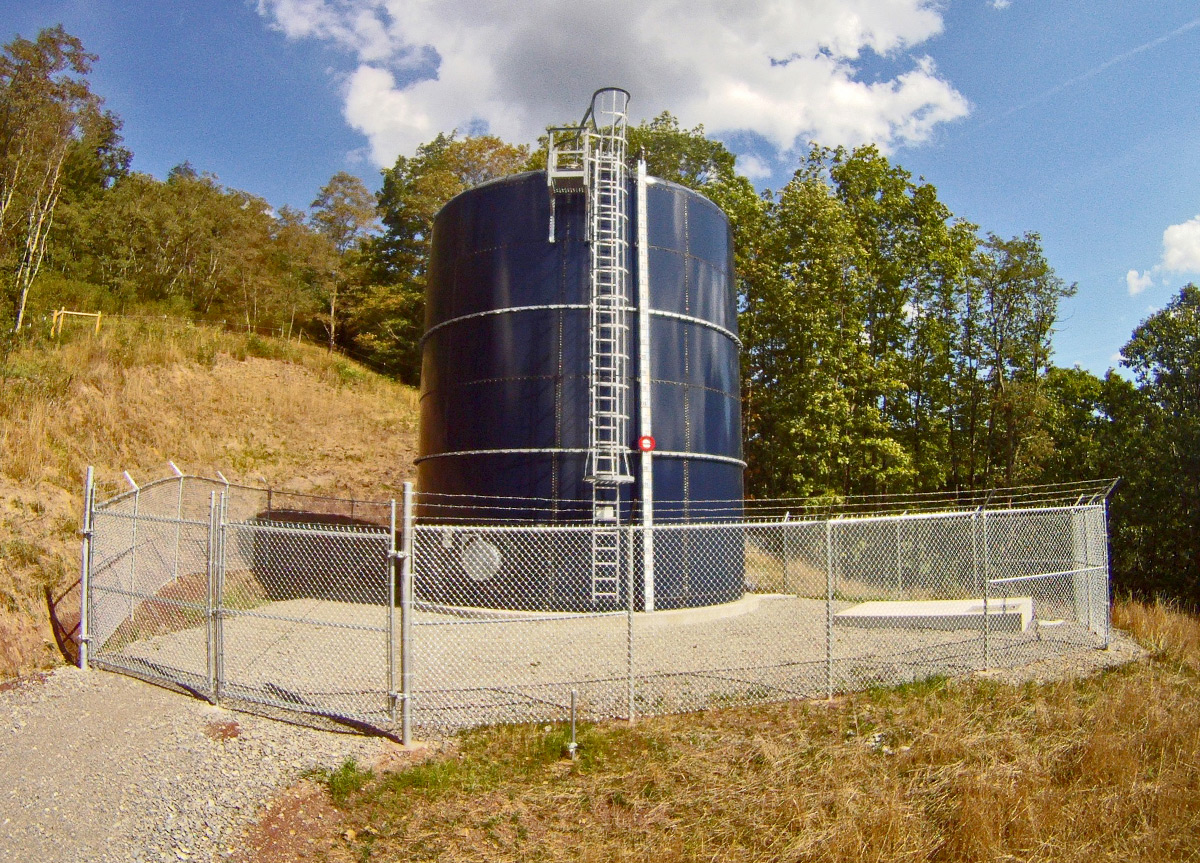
[5,1,1199,376]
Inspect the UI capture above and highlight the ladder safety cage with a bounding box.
[546,87,634,605]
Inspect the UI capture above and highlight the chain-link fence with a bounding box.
[80,472,1113,739]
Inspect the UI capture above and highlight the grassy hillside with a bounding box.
[291,601,1199,863]
[0,318,420,678]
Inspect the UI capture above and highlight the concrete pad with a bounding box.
[834,597,1033,633]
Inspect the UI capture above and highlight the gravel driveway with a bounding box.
[0,667,391,863]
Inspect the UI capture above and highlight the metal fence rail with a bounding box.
[80,472,1113,739]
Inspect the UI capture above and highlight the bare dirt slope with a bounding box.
[0,321,420,678]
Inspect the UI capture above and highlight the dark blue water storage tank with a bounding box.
[417,170,743,610]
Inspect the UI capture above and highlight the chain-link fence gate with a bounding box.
[79,470,1113,739]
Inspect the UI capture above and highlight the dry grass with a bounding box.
[0,318,420,678]
[302,599,1200,863]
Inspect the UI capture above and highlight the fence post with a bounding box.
[782,513,791,593]
[125,472,140,624]
[400,482,414,746]
[825,518,834,700]
[215,491,228,704]
[1100,502,1111,648]
[627,522,636,724]
[170,463,184,586]
[981,508,991,669]
[206,491,217,700]
[387,499,398,724]
[78,466,95,670]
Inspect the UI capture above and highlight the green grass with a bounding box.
[305,600,1200,863]
[308,758,375,806]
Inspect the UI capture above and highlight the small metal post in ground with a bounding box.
[400,482,414,746]
[568,689,578,759]
[78,466,95,670]
[825,518,834,699]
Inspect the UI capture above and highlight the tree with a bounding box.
[627,112,738,189]
[310,171,377,349]
[966,232,1076,486]
[1104,285,1200,605]
[0,26,104,332]
[742,145,984,498]
[362,133,529,382]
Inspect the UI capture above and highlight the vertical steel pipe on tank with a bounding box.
[636,157,655,612]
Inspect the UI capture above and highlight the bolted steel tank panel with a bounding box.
[417,170,743,609]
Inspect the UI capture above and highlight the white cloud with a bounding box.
[735,154,771,181]
[1126,269,1154,296]
[1162,215,1200,273]
[1125,213,1200,297]
[257,0,970,166]
[991,0,1011,9]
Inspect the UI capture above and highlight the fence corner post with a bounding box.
[78,466,95,670]
[400,482,414,746]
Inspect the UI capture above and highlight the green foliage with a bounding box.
[0,26,108,332]
[627,112,737,189]
[357,133,530,383]
[739,145,1079,499]
[1103,285,1200,606]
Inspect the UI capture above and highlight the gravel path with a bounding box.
[0,667,392,863]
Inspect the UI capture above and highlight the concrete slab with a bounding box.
[834,597,1033,633]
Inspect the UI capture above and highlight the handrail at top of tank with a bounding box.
[580,87,630,132]
[419,303,742,349]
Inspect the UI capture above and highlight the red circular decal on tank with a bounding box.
[637,435,656,452]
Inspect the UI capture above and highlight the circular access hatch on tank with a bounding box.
[461,538,503,582]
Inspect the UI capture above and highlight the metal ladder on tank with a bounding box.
[547,88,633,605]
